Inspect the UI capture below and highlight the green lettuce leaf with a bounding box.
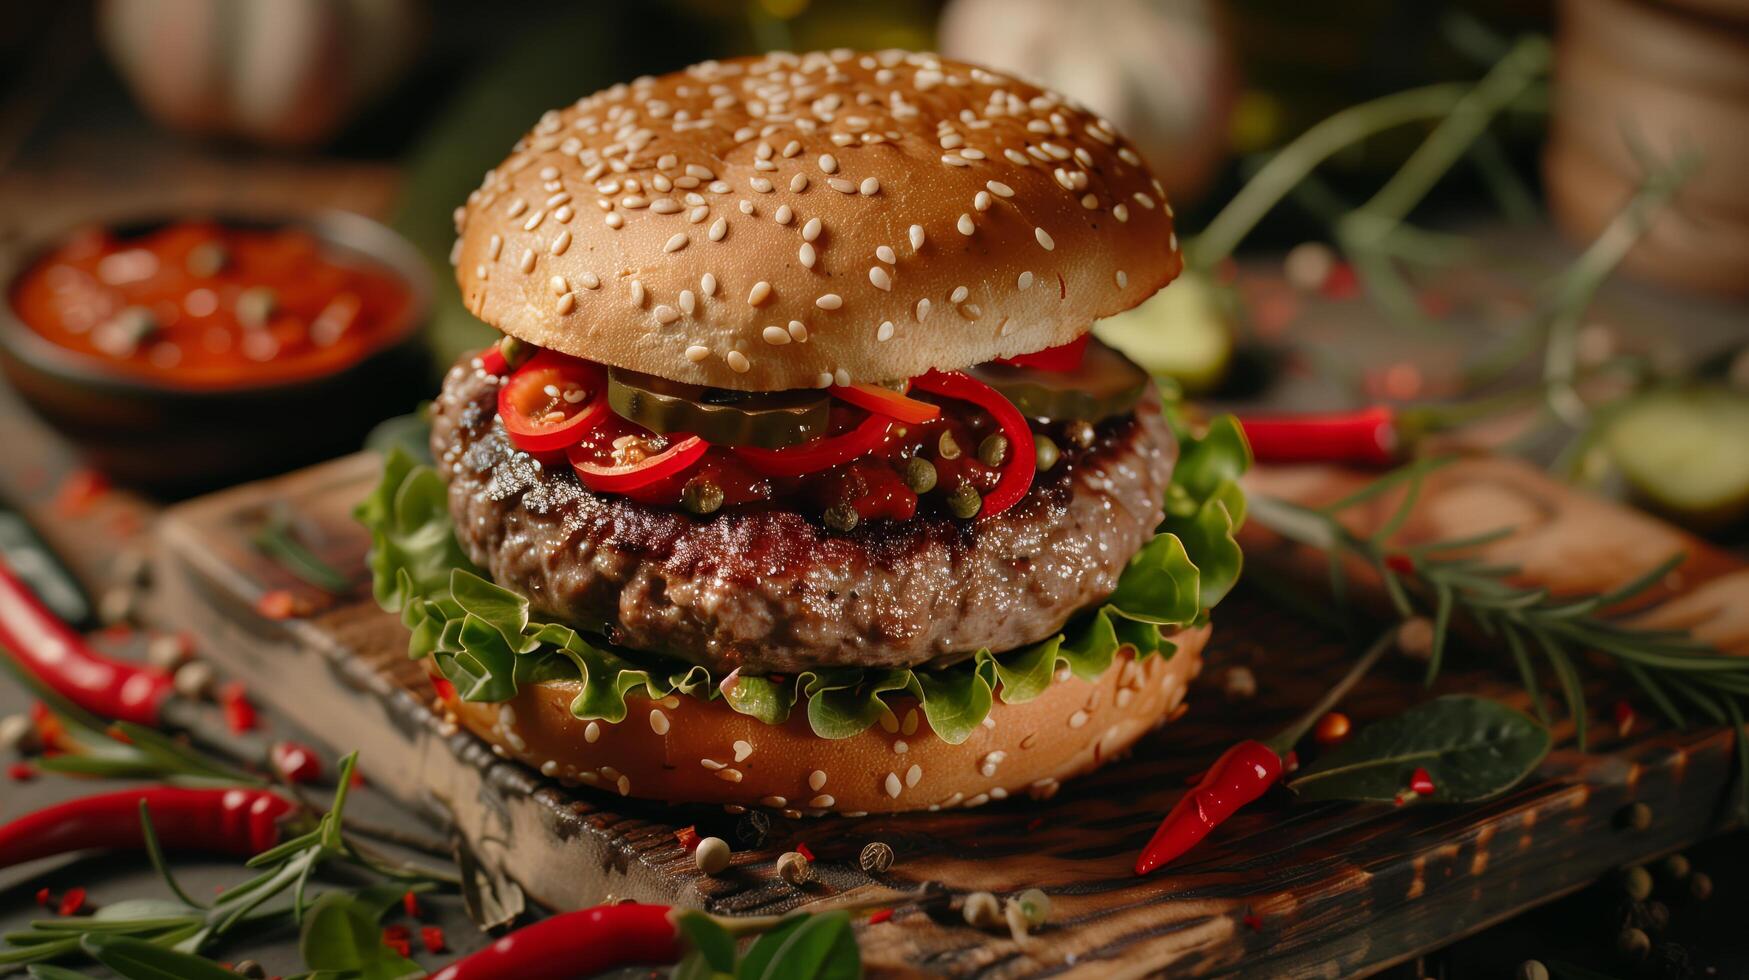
[357,413,1249,743]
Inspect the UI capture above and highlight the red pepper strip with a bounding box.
[497,353,610,454]
[733,413,891,478]
[1134,740,1282,875]
[569,435,709,492]
[1237,406,1399,466]
[910,370,1036,517]
[997,333,1090,371]
[429,903,681,980]
[0,557,172,726]
[830,381,940,424]
[0,787,292,870]
[478,345,507,376]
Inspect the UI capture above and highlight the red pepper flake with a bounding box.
[868,909,894,925]
[429,672,457,702]
[34,887,51,907]
[1025,816,1045,833]
[420,925,448,954]
[1242,910,1262,932]
[1384,554,1416,576]
[383,924,411,949]
[53,469,110,517]
[8,762,35,781]
[270,741,322,783]
[674,826,700,852]
[220,682,258,733]
[795,841,816,862]
[1409,767,1436,796]
[1283,750,1300,774]
[402,890,422,920]
[255,589,298,620]
[1613,700,1636,738]
[57,887,87,916]
[30,701,67,753]
[1320,262,1359,300]
[349,767,366,788]
[384,935,412,958]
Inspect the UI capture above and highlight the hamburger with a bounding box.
[361,50,1248,816]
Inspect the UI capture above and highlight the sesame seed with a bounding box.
[579,271,600,289]
[630,280,645,306]
[775,205,794,225]
[1035,227,1055,250]
[815,372,833,388]
[941,154,968,167]
[733,740,753,762]
[700,273,717,296]
[1113,203,1130,223]
[1169,231,1179,250]
[762,795,788,807]
[709,180,731,193]
[885,773,902,798]
[726,351,751,373]
[940,133,964,149]
[782,140,802,157]
[974,191,992,211]
[621,195,648,209]
[555,293,574,315]
[828,177,855,193]
[584,721,601,742]
[1134,191,1156,209]
[487,234,502,260]
[518,248,536,273]
[651,198,681,214]
[716,768,743,783]
[877,321,894,341]
[738,199,754,215]
[685,345,710,363]
[507,199,527,218]
[799,242,816,268]
[788,320,808,341]
[869,266,892,291]
[605,212,624,229]
[809,770,828,791]
[709,218,727,241]
[748,281,772,306]
[860,177,880,195]
[654,305,680,325]
[679,290,696,315]
[1116,270,1128,288]
[763,325,791,345]
[655,155,676,171]
[876,245,896,264]
[649,709,670,734]
[1069,709,1089,728]
[950,285,969,303]
[818,153,838,174]
[987,180,1015,197]
[916,298,931,321]
[688,205,709,223]
[790,173,809,192]
[906,764,922,786]
[687,163,714,180]
[1018,271,1034,290]
[1119,147,1141,165]
[550,276,569,295]
[815,293,842,310]
[550,230,571,255]
[802,217,822,242]
[554,205,573,223]
[1003,148,1030,166]
[957,213,975,236]
[750,177,773,193]
[663,233,688,253]
[617,775,631,795]
[809,794,835,808]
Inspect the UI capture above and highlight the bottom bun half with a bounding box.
[444,624,1209,816]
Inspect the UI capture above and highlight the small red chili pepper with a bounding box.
[57,886,87,916]
[402,889,422,919]
[421,925,448,954]
[34,887,50,906]
[0,787,293,870]
[429,903,683,980]
[220,682,257,734]
[1134,740,1283,875]
[269,741,322,784]
[0,558,173,726]
[8,762,35,782]
[1237,406,1399,466]
[868,908,894,925]
[1409,768,1436,796]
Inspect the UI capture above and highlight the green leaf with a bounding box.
[28,965,101,980]
[739,911,860,980]
[1289,696,1551,803]
[80,934,239,980]
[1106,533,1201,625]
[299,892,422,980]
[674,911,737,973]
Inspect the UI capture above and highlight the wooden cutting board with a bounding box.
[148,451,1748,979]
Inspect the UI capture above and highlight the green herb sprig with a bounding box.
[1247,457,1749,819]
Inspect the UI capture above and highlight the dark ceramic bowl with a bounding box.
[0,210,433,496]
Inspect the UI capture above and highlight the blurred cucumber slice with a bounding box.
[1094,271,1233,394]
[1603,387,1749,529]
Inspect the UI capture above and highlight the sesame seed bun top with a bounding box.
[451,50,1183,392]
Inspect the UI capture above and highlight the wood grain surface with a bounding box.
[145,450,1747,978]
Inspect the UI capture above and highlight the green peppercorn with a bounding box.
[500,335,534,369]
[1014,888,1051,928]
[947,484,982,519]
[1062,420,1095,449]
[1617,926,1650,960]
[824,503,860,532]
[185,242,229,277]
[978,433,1009,467]
[937,430,962,460]
[904,457,938,494]
[1623,865,1653,901]
[1662,853,1690,879]
[681,481,724,515]
[1034,434,1060,472]
[236,287,276,329]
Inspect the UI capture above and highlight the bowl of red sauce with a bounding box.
[1,212,431,493]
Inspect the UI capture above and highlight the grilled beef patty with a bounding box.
[431,354,1178,674]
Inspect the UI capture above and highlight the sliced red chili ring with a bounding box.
[732,413,891,478]
[911,370,1036,518]
[997,334,1090,372]
[497,353,609,453]
[569,435,709,492]
[829,382,940,424]
[479,345,508,376]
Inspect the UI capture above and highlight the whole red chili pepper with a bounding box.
[428,903,682,980]
[0,787,292,870]
[1237,406,1399,466]
[0,558,172,726]
[1134,740,1283,875]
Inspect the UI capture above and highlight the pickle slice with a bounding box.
[607,367,830,449]
[968,338,1149,422]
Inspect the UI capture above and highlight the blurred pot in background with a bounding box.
[98,0,424,149]
[938,0,1236,206]
[1546,0,1749,297]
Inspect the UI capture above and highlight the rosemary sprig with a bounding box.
[1247,457,1749,820]
[252,505,352,595]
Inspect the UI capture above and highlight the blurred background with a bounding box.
[0,2,1745,975]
